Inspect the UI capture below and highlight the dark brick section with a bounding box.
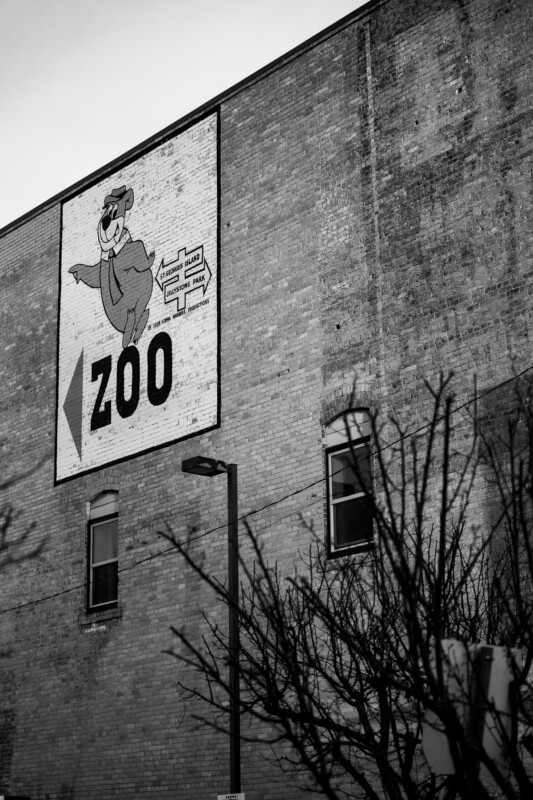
[0,710,16,792]
[1,0,533,797]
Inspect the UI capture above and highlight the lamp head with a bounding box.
[181,456,228,477]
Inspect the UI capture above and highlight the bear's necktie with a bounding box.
[108,248,123,305]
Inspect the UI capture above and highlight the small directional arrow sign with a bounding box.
[164,260,211,310]
[156,244,211,312]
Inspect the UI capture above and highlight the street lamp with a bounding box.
[181,456,241,795]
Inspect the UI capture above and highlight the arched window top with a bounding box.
[90,491,119,520]
[325,409,371,449]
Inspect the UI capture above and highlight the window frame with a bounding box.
[325,411,373,557]
[87,494,119,613]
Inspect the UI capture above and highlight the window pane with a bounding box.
[90,491,119,520]
[92,562,118,606]
[92,519,118,563]
[331,445,371,500]
[334,495,373,547]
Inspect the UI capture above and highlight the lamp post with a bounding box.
[181,456,241,795]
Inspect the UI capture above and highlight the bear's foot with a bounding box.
[122,309,136,349]
[133,309,150,344]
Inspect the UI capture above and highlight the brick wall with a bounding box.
[1,0,533,797]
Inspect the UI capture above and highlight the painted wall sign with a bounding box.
[55,112,219,482]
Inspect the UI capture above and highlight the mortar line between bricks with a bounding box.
[365,21,387,407]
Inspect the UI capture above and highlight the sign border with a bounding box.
[54,108,221,485]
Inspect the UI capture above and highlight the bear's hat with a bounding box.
[103,186,134,209]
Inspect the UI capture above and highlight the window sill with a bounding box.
[78,603,123,632]
[327,540,374,560]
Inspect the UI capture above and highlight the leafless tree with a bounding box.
[0,456,48,574]
[0,454,49,665]
[165,375,533,799]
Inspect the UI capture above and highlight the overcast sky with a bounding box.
[0,0,368,231]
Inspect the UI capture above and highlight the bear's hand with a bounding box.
[68,262,101,288]
[148,251,155,268]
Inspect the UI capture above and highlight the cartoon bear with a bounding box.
[69,186,154,349]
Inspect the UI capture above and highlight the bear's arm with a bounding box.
[69,262,101,288]
[128,240,155,272]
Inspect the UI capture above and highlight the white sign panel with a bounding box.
[56,112,219,482]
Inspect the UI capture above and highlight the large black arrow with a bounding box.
[63,350,84,460]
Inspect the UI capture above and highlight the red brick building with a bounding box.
[1,0,532,797]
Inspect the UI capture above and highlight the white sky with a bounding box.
[0,0,368,231]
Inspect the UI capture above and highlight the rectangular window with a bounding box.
[327,439,373,555]
[88,515,118,610]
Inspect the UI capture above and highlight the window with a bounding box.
[326,411,373,555]
[88,491,118,611]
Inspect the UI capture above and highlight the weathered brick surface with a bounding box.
[1,0,533,797]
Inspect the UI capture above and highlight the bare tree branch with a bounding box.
[165,377,533,799]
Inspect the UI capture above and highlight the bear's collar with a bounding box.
[101,229,131,261]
